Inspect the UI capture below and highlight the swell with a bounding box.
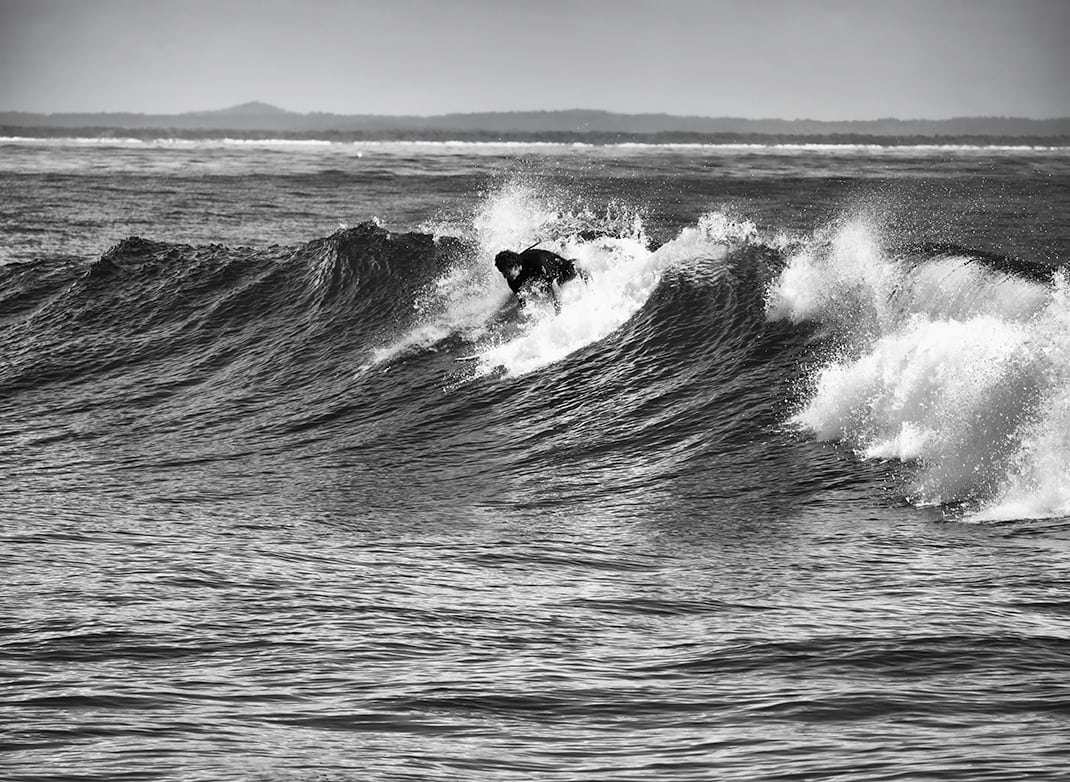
[0,223,472,511]
[0,222,466,397]
[7,201,821,520]
[4,200,1063,523]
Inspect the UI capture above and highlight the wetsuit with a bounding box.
[494,248,584,299]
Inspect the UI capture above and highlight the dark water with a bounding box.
[3,138,1070,780]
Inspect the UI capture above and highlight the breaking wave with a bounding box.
[2,181,1064,522]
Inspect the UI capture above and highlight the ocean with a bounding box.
[2,137,1070,780]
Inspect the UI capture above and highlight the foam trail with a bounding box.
[474,210,757,377]
[475,234,655,376]
[369,180,656,374]
[361,185,546,367]
[381,183,760,378]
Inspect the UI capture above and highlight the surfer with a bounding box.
[494,245,589,310]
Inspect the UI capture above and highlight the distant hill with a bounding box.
[195,101,292,116]
[2,103,1069,143]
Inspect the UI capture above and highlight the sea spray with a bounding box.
[764,217,898,339]
[974,272,1070,520]
[770,217,1067,519]
[793,315,1041,505]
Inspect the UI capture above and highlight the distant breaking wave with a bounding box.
[3,136,1070,152]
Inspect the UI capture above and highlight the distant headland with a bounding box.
[3,102,1069,145]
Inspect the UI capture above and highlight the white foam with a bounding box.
[470,206,754,377]
[474,233,657,376]
[971,274,1070,521]
[771,219,1070,520]
[765,218,897,336]
[367,181,759,378]
[365,181,619,370]
[793,315,1038,503]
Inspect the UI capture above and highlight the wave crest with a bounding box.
[768,218,1069,520]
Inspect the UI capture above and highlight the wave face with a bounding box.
[1,187,811,523]
[3,183,1065,524]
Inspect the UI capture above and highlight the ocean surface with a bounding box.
[2,137,1070,781]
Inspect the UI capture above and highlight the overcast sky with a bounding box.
[1,0,1067,119]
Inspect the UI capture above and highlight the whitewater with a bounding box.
[2,138,1069,781]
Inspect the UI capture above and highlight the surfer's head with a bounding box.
[494,250,522,281]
